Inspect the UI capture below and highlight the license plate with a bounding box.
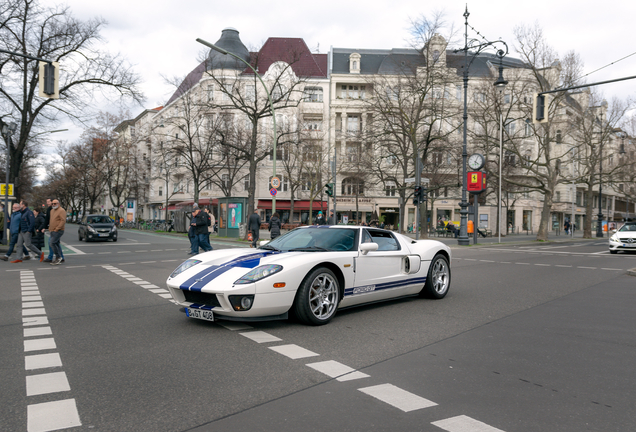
[623,243,636,247]
[99,233,109,237]
[186,308,214,322]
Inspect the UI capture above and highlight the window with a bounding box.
[245,84,255,102]
[555,191,561,202]
[556,130,562,144]
[220,82,231,101]
[385,155,397,166]
[270,145,288,161]
[524,119,532,137]
[300,174,313,191]
[432,50,440,62]
[365,229,399,251]
[303,119,322,131]
[504,151,515,166]
[158,186,163,197]
[305,145,321,162]
[347,115,360,133]
[130,126,136,137]
[504,120,515,136]
[207,84,214,102]
[346,143,360,162]
[269,175,288,192]
[475,92,486,103]
[272,83,287,100]
[504,93,511,104]
[221,174,229,189]
[341,85,366,99]
[304,87,323,102]
[243,175,250,191]
[456,85,462,101]
[342,177,364,196]
[385,87,399,101]
[523,149,532,166]
[385,181,396,197]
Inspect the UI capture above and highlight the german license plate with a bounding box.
[186,308,214,322]
[623,243,636,247]
[99,233,108,237]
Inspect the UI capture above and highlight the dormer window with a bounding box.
[349,53,361,74]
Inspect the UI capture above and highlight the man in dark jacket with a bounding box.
[32,208,46,250]
[188,204,200,255]
[248,208,261,247]
[193,207,212,252]
[268,212,282,239]
[12,200,44,263]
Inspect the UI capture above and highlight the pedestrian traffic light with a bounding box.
[38,61,59,99]
[324,183,334,197]
[533,93,547,124]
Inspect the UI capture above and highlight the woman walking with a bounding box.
[268,212,282,240]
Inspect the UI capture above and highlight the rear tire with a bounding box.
[420,253,450,299]
[293,267,340,326]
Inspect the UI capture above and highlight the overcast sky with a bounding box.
[42,0,636,144]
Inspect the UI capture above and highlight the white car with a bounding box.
[609,222,636,254]
[166,226,451,326]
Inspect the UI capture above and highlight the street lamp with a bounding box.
[2,122,17,245]
[596,113,604,238]
[493,50,507,243]
[455,7,508,245]
[196,37,278,214]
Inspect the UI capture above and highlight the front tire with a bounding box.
[420,253,451,299]
[293,267,340,325]
[610,250,618,254]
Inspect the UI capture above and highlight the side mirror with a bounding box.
[359,242,379,255]
[258,240,270,246]
[611,229,617,233]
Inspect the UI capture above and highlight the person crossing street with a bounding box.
[12,200,44,263]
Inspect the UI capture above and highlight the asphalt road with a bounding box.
[1,228,635,432]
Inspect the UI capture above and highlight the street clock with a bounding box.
[468,153,485,171]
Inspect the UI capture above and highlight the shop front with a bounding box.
[334,197,374,225]
[257,199,329,225]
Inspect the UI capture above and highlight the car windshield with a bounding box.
[261,227,357,252]
[88,216,112,224]
[619,224,636,232]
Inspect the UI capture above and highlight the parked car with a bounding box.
[78,214,118,242]
[609,222,636,254]
[166,225,451,326]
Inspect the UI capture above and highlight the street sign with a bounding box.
[404,177,415,183]
[270,188,277,196]
[0,183,14,196]
[405,177,430,184]
[270,176,281,188]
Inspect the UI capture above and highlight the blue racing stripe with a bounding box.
[179,251,281,291]
[344,277,427,297]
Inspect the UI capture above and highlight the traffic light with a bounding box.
[413,185,422,206]
[38,61,59,99]
[324,183,334,197]
[533,93,547,124]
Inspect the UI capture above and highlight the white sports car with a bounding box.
[166,225,451,326]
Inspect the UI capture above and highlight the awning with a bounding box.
[258,200,328,211]
[175,198,219,208]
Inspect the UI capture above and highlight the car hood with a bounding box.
[167,248,324,292]
[87,223,115,228]
[614,231,636,238]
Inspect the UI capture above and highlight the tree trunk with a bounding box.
[536,193,552,241]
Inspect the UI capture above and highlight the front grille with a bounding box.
[182,290,221,308]
[619,238,636,243]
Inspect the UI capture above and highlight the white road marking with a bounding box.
[479,260,495,262]
[24,338,56,352]
[161,259,179,262]
[140,284,160,289]
[240,331,282,343]
[218,322,253,331]
[27,398,81,432]
[26,371,71,396]
[25,353,63,370]
[61,243,85,255]
[23,316,49,326]
[117,251,131,254]
[135,250,148,253]
[555,265,572,268]
[24,327,52,338]
[140,261,157,263]
[306,360,370,381]
[358,383,437,412]
[133,280,151,285]
[22,295,42,301]
[534,264,550,266]
[601,268,623,271]
[577,266,597,269]
[432,414,505,431]
[151,249,163,252]
[23,301,45,308]
[23,308,46,316]
[464,258,476,261]
[65,265,86,268]
[515,263,530,265]
[269,344,319,359]
[149,288,169,294]
[159,293,173,299]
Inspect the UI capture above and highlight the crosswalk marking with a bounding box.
[269,344,319,359]
[240,331,282,343]
[432,414,505,431]
[27,399,81,432]
[359,383,437,412]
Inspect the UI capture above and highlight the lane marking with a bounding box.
[601,268,623,271]
[25,353,63,370]
[23,317,49,326]
[240,331,282,343]
[269,344,319,359]
[26,371,71,396]
[24,327,52,338]
[359,383,437,412]
[61,243,86,255]
[432,414,505,432]
[306,360,369,381]
[577,266,597,269]
[27,399,81,432]
[555,265,572,268]
[514,263,530,265]
[24,338,56,352]
[534,264,550,266]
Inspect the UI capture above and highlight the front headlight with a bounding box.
[111,225,117,232]
[234,264,283,285]
[87,226,97,233]
[170,259,202,278]
[610,235,619,242]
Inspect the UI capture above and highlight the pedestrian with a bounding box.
[12,200,44,263]
[328,210,335,226]
[43,198,64,263]
[314,211,326,225]
[32,208,46,251]
[194,207,212,252]
[1,203,31,261]
[48,199,66,265]
[209,210,216,233]
[204,207,214,247]
[188,203,200,255]
[564,219,570,235]
[248,208,261,248]
[268,212,282,240]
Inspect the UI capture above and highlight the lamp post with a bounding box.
[455,7,508,245]
[596,113,604,238]
[493,51,508,243]
[2,122,17,245]
[196,37,278,214]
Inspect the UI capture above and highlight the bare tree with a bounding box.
[0,0,143,199]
